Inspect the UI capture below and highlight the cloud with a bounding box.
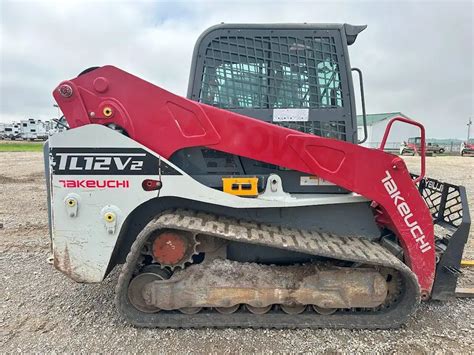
[0,0,472,138]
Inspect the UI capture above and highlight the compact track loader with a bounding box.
[45,24,470,329]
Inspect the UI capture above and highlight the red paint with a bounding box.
[142,179,162,191]
[93,77,109,93]
[152,232,187,265]
[59,179,129,188]
[379,117,426,183]
[464,142,474,150]
[53,66,436,295]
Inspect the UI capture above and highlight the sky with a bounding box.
[0,0,472,139]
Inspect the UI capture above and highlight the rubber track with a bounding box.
[115,210,421,329]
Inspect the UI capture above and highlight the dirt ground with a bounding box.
[1,152,473,353]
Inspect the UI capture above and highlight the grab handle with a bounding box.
[379,116,426,183]
[351,68,367,144]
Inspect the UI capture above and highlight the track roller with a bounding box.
[215,305,240,314]
[281,305,306,314]
[246,305,272,314]
[312,305,337,315]
[179,307,202,314]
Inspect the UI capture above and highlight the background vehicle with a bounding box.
[19,118,49,140]
[460,138,474,156]
[0,118,65,141]
[400,136,445,155]
[45,23,470,329]
[2,123,21,140]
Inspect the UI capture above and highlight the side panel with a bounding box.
[48,125,368,282]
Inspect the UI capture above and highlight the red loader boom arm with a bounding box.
[53,66,435,297]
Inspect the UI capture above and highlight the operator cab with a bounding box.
[171,23,367,194]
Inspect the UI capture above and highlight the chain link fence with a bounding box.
[365,142,463,155]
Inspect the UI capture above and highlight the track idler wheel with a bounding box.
[128,267,170,313]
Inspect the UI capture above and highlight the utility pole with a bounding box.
[468,117,472,141]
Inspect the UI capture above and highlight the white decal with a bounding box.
[55,153,145,172]
[273,108,309,122]
[381,171,432,253]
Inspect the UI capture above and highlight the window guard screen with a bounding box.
[199,35,344,109]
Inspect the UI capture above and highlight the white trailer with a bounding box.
[3,122,21,139]
[19,118,48,140]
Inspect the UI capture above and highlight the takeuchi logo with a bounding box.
[381,171,432,253]
[58,179,130,188]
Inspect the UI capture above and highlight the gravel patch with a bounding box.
[1,152,473,353]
